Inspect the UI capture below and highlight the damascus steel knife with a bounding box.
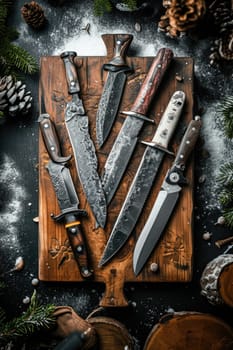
[38,110,92,277]
[101,48,174,205]
[133,116,201,276]
[99,91,185,267]
[96,34,133,148]
[47,161,93,278]
[61,51,107,228]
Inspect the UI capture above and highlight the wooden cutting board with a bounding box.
[38,35,194,307]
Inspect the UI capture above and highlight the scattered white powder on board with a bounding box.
[0,154,27,250]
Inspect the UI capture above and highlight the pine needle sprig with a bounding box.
[5,44,38,75]
[217,162,233,228]
[0,290,56,344]
[217,162,233,187]
[93,0,112,16]
[0,0,38,77]
[217,96,233,139]
[222,207,233,229]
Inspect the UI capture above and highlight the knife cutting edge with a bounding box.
[133,116,202,276]
[60,51,107,228]
[38,106,93,278]
[101,47,174,205]
[99,90,185,267]
[96,34,133,148]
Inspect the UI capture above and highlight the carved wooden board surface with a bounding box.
[38,39,194,307]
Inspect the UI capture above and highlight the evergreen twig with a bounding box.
[217,96,233,138]
[93,0,137,16]
[0,0,38,77]
[0,290,56,345]
[217,162,233,187]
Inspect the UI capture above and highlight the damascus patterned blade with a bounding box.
[61,51,107,228]
[99,91,185,266]
[96,70,127,147]
[96,34,133,148]
[101,115,144,204]
[101,48,174,205]
[65,101,107,228]
[99,148,164,266]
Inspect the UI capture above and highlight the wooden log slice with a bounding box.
[143,312,233,350]
[87,316,134,350]
[200,254,233,307]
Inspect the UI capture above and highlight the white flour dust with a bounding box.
[0,154,27,250]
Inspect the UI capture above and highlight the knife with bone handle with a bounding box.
[133,116,201,276]
[99,90,185,267]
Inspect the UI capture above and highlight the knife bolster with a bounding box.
[51,208,88,223]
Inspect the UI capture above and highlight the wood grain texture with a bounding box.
[38,40,194,307]
[143,312,233,350]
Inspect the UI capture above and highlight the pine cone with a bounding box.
[21,1,46,29]
[0,76,33,118]
[208,0,233,65]
[158,0,206,37]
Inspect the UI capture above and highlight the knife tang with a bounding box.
[39,114,72,164]
[60,51,80,95]
[131,48,173,116]
[173,116,201,170]
[102,33,133,71]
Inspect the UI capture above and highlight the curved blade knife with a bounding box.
[101,48,174,205]
[61,51,107,228]
[99,91,185,267]
[133,116,202,276]
[96,34,133,148]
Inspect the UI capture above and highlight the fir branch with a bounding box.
[217,96,233,139]
[123,0,137,10]
[93,0,112,16]
[4,44,38,75]
[217,162,233,187]
[222,207,233,229]
[0,290,56,344]
[219,188,233,207]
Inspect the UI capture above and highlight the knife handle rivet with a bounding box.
[186,140,190,144]
[158,64,162,68]
[70,81,75,86]
[77,245,83,252]
[50,146,55,151]
[44,123,49,129]
[150,262,159,272]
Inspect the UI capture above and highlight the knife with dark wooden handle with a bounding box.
[38,113,72,164]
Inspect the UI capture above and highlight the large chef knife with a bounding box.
[61,51,107,228]
[99,91,185,267]
[38,109,92,277]
[133,116,201,276]
[96,34,133,148]
[101,48,174,205]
